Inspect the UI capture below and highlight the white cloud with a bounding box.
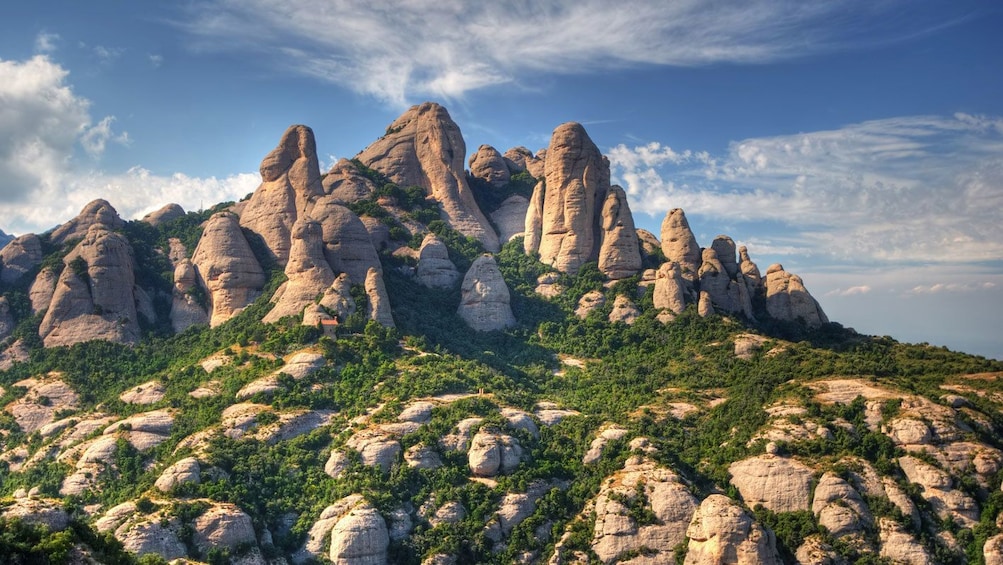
[178,0,950,105]
[93,45,124,62]
[825,285,872,297]
[34,31,59,53]
[907,282,997,295]
[0,55,256,235]
[610,114,1003,265]
[148,54,164,68]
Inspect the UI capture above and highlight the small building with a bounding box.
[320,318,339,338]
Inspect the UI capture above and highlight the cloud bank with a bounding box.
[609,114,1003,265]
[0,55,258,235]
[179,0,962,105]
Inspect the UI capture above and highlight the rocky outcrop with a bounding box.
[728,455,813,512]
[457,254,515,331]
[711,236,739,278]
[897,455,979,527]
[812,472,873,539]
[490,195,530,243]
[415,233,460,289]
[364,267,395,328]
[607,295,640,325]
[357,102,499,251]
[653,261,687,317]
[264,218,335,323]
[322,158,378,203]
[49,199,123,245]
[878,518,934,564]
[119,380,166,405]
[320,273,357,321]
[523,179,545,256]
[738,246,762,292]
[765,264,828,327]
[170,259,209,333]
[154,457,201,492]
[699,247,753,318]
[0,297,12,341]
[684,494,783,565]
[29,266,58,314]
[38,225,141,347]
[468,429,522,476]
[660,209,701,281]
[191,212,266,327]
[575,290,606,319]
[193,503,257,554]
[5,377,79,434]
[636,229,661,259]
[591,457,698,563]
[240,124,324,266]
[0,234,42,284]
[2,497,70,532]
[329,501,389,565]
[597,186,641,279]
[534,122,611,275]
[141,203,185,226]
[469,144,510,188]
[312,199,382,284]
[503,146,544,178]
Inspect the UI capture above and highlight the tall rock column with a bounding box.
[535,122,611,274]
[660,209,701,282]
[357,102,499,252]
[457,255,516,331]
[263,218,336,324]
[240,125,324,266]
[192,212,266,327]
[598,186,642,279]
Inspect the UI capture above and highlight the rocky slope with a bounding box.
[1,102,1000,565]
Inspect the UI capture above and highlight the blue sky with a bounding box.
[1,1,1001,359]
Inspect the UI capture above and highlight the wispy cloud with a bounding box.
[907,282,997,295]
[34,31,59,53]
[825,285,872,297]
[610,114,1003,265]
[178,0,964,106]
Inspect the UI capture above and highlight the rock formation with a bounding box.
[0,234,42,284]
[698,248,753,318]
[575,290,606,319]
[141,203,185,226]
[264,218,335,323]
[653,261,687,317]
[468,429,522,476]
[240,125,324,266]
[322,158,378,203]
[502,146,545,178]
[738,246,762,292]
[607,295,640,325]
[684,494,783,564]
[468,144,510,188]
[29,267,58,314]
[728,455,814,513]
[320,273,357,321]
[49,199,124,245]
[530,122,611,275]
[38,225,141,347]
[812,471,873,539]
[364,267,395,328]
[636,229,661,259]
[170,259,209,333]
[490,195,530,243]
[764,264,828,327]
[711,235,739,278]
[328,501,389,564]
[415,234,460,289]
[312,199,382,284]
[191,212,266,327]
[357,102,499,251]
[597,186,642,279]
[0,297,13,341]
[523,180,545,256]
[660,209,701,281]
[457,254,515,331]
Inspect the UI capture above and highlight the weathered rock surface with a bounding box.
[698,247,752,317]
[346,430,401,473]
[50,199,123,245]
[765,264,828,327]
[490,195,530,243]
[468,429,522,476]
[607,295,640,325]
[660,209,701,281]
[684,494,783,565]
[240,124,324,266]
[416,233,460,289]
[878,518,934,564]
[313,199,382,284]
[1,233,43,284]
[486,481,560,545]
[119,380,166,405]
[0,297,12,340]
[405,444,443,470]
[154,456,201,492]
[653,261,687,318]
[523,179,545,256]
[897,454,979,527]
[728,455,813,512]
[812,472,873,539]
[141,203,185,226]
[591,457,698,563]
[636,229,661,259]
[583,426,629,465]
[170,258,209,332]
[365,267,395,328]
[38,225,141,347]
[329,501,389,565]
[534,122,610,275]
[457,254,515,331]
[598,185,641,279]
[194,502,257,553]
[319,273,357,321]
[503,146,545,178]
[264,218,335,323]
[1,497,70,532]
[322,158,378,203]
[357,102,499,251]
[191,212,266,327]
[469,144,511,188]
[711,235,739,278]
[29,266,58,314]
[738,246,761,292]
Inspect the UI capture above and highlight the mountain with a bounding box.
[1,103,1002,565]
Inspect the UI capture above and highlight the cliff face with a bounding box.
[191,212,266,327]
[357,102,500,252]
